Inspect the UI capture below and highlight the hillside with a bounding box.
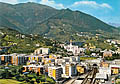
[0,27,53,54]
[0,2,119,41]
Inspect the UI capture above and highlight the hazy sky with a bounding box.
[0,0,119,23]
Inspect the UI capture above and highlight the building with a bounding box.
[100,62,109,67]
[76,64,85,75]
[64,41,82,55]
[48,66,63,81]
[23,64,44,75]
[0,54,27,65]
[55,59,63,65]
[34,48,50,55]
[0,55,12,65]
[70,56,80,62]
[86,58,103,66]
[110,65,120,75]
[62,62,77,78]
[11,54,27,65]
[112,59,120,65]
[98,67,111,76]
[95,73,107,83]
[43,58,55,64]
[102,50,113,58]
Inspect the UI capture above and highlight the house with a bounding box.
[103,50,113,58]
[100,62,109,67]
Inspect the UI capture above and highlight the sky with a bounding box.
[0,0,119,24]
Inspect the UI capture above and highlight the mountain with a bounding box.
[109,22,120,27]
[0,2,119,41]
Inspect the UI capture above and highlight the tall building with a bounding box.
[62,62,77,78]
[48,66,63,81]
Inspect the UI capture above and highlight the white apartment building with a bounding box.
[62,62,77,78]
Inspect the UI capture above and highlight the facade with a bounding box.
[110,65,120,75]
[102,50,113,58]
[64,41,83,55]
[34,48,50,55]
[0,54,27,65]
[99,67,111,76]
[100,62,109,67]
[76,64,85,75]
[0,55,12,65]
[62,62,77,78]
[23,64,44,75]
[70,56,80,62]
[48,66,63,81]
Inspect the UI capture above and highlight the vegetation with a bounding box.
[105,53,120,61]
[0,27,54,54]
[85,37,117,50]
[0,65,55,84]
[0,79,23,84]
[80,57,97,60]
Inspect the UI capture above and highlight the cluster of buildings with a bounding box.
[0,47,85,81]
[83,58,120,83]
[0,40,120,83]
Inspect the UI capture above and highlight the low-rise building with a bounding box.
[34,48,50,55]
[102,50,113,58]
[110,64,120,75]
[70,56,80,62]
[23,64,44,75]
[95,73,107,83]
[100,62,109,67]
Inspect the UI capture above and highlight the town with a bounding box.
[0,39,120,84]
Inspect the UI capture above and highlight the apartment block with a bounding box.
[48,66,63,81]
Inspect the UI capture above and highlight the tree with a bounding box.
[86,49,91,55]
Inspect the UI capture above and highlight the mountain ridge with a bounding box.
[0,2,119,41]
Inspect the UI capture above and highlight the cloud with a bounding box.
[27,0,37,2]
[0,0,18,4]
[101,3,112,9]
[39,0,64,9]
[71,1,112,9]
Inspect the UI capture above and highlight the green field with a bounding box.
[0,79,23,84]
[80,57,97,60]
